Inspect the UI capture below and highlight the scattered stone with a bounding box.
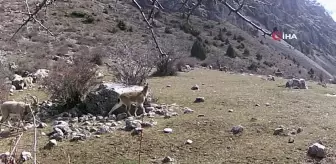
[49,139,57,146]
[250,117,257,121]
[116,113,128,121]
[297,127,303,133]
[191,85,199,90]
[288,137,295,143]
[37,122,48,128]
[273,127,284,135]
[255,104,260,107]
[228,109,233,113]
[162,156,174,163]
[307,143,326,158]
[20,151,32,162]
[131,127,143,136]
[194,97,205,103]
[231,125,244,134]
[265,103,270,106]
[183,107,194,114]
[186,139,193,144]
[166,85,171,87]
[163,128,173,133]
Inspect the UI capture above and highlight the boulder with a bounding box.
[83,83,147,116]
[285,78,308,89]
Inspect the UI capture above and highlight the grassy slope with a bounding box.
[1,69,336,163]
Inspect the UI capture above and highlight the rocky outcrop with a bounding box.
[83,83,146,116]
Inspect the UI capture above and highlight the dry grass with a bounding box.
[1,69,336,163]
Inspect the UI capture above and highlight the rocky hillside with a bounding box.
[154,0,336,78]
[0,0,335,80]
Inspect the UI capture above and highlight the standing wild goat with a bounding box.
[108,83,149,117]
[0,95,39,131]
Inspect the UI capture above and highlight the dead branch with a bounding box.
[218,0,271,37]
[9,132,24,159]
[29,102,37,164]
[147,0,159,21]
[132,0,167,57]
[186,0,203,21]
[9,0,54,41]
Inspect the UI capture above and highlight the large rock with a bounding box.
[285,78,308,89]
[84,83,147,116]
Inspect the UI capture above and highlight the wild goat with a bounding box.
[23,76,34,88]
[108,83,149,117]
[0,95,39,131]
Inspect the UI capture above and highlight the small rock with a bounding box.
[166,85,171,87]
[194,97,205,103]
[163,128,173,133]
[307,143,326,158]
[265,103,270,106]
[97,116,104,121]
[231,125,244,134]
[145,107,155,113]
[37,122,48,128]
[273,128,284,135]
[297,127,303,133]
[186,139,193,144]
[108,114,116,121]
[70,117,78,123]
[198,114,205,117]
[191,85,199,90]
[288,137,295,143]
[255,104,260,107]
[183,107,194,114]
[116,113,128,121]
[41,132,46,136]
[228,109,233,113]
[49,139,57,146]
[162,156,174,163]
[20,151,32,161]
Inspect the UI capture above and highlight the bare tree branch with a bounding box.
[132,0,167,57]
[219,0,271,37]
[9,0,54,41]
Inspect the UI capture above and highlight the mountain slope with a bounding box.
[0,0,334,80]
[153,0,336,78]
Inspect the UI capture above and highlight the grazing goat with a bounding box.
[0,95,39,131]
[108,83,149,117]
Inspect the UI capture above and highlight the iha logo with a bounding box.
[271,27,297,41]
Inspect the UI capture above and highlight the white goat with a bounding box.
[0,95,39,131]
[22,77,34,88]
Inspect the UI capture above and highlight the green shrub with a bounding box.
[191,38,207,60]
[225,44,236,58]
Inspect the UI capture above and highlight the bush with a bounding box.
[263,61,274,67]
[180,23,200,37]
[243,48,250,55]
[225,44,236,58]
[256,53,262,60]
[153,51,179,77]
[43,59,99,109]
[164,27,173,34]
[117,20,127,31]
[248,62,259,71]
[82,15,95,24]
[237,35,245,42]
[108,45,155,85]
[70,11,87,18]
[191,38,207,60]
